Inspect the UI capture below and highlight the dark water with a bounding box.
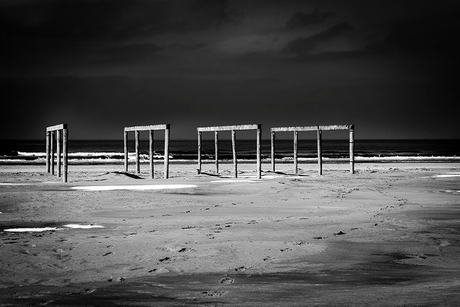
[1,139,459,163]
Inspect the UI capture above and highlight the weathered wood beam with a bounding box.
[62,128,68,183]
[164,126,170,179]
[294,131,298,175]
[125,124,169,132]
[349,126,355,174]
[197,124,259,132]
[214,131,219,174]
[57,130,61,177]
[256,127,261,179]
[317,129,322,175]
[124,131,128,172]
[232,130,237,178]
[46,131,51,173]
[50,131,55,175]
[197,131,202,174]
[271,131,275,172]
[46,124,68,132]
[135,130,140,175]
[149,130,154,179]
[271,124,352,132]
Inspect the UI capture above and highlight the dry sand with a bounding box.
[0,162,459,306]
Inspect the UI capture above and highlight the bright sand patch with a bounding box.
[3,227,60,232]
[71,184,197,191]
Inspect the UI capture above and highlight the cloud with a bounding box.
[285,8,336,30]
[0,0,243,45]
[0,0,243,75]
[282,22,354,55]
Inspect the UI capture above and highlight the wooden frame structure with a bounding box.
[124,124,170,179]
[46,124,68,182]
[197,124,262,179]
[271,124,354,175]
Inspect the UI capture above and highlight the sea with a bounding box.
[1,139,459,165]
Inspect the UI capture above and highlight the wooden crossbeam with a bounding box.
[125,124,169,132]
[197,124,262,178]
[197,124,260,132]
[271,124,353,132]
[271,124,355,175]
[46,124,68,132]
[124,124,170,179]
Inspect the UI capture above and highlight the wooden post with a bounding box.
[257,125,261,179]
[232,130,237,178]
[149,130,154,179]
[62,128,69,182]
[271,130,275,172]
[197,124,261,178]
[63,128,68,183]
[50,131,55,175]
[294,131,298,175]
[46,131,51,173]
[124,130,128,172]
[349,125,354,174]
[214,131,219,174]
[57,130,61,177]
[135,130,140,175]
[197,131,202,174]
[164,125,170,179]
[317,127,322,175]
[46,124,68,182]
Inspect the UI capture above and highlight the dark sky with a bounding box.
[1,0,459,140]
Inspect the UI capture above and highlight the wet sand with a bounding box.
[0,162,459,306]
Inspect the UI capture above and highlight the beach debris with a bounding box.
[313,236,323,240]
[182,226,196,229]
[108,276,125,282]
[159,257,171,262]
[234,266,248,272]
[219,277,235,284]
[334,231,346,236]
[202,290,227,297]
[83,289,97,295]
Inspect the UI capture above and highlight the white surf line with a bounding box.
[0,183,30,186]
[71,184,197,191]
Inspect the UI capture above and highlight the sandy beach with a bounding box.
[1,161,459,306]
